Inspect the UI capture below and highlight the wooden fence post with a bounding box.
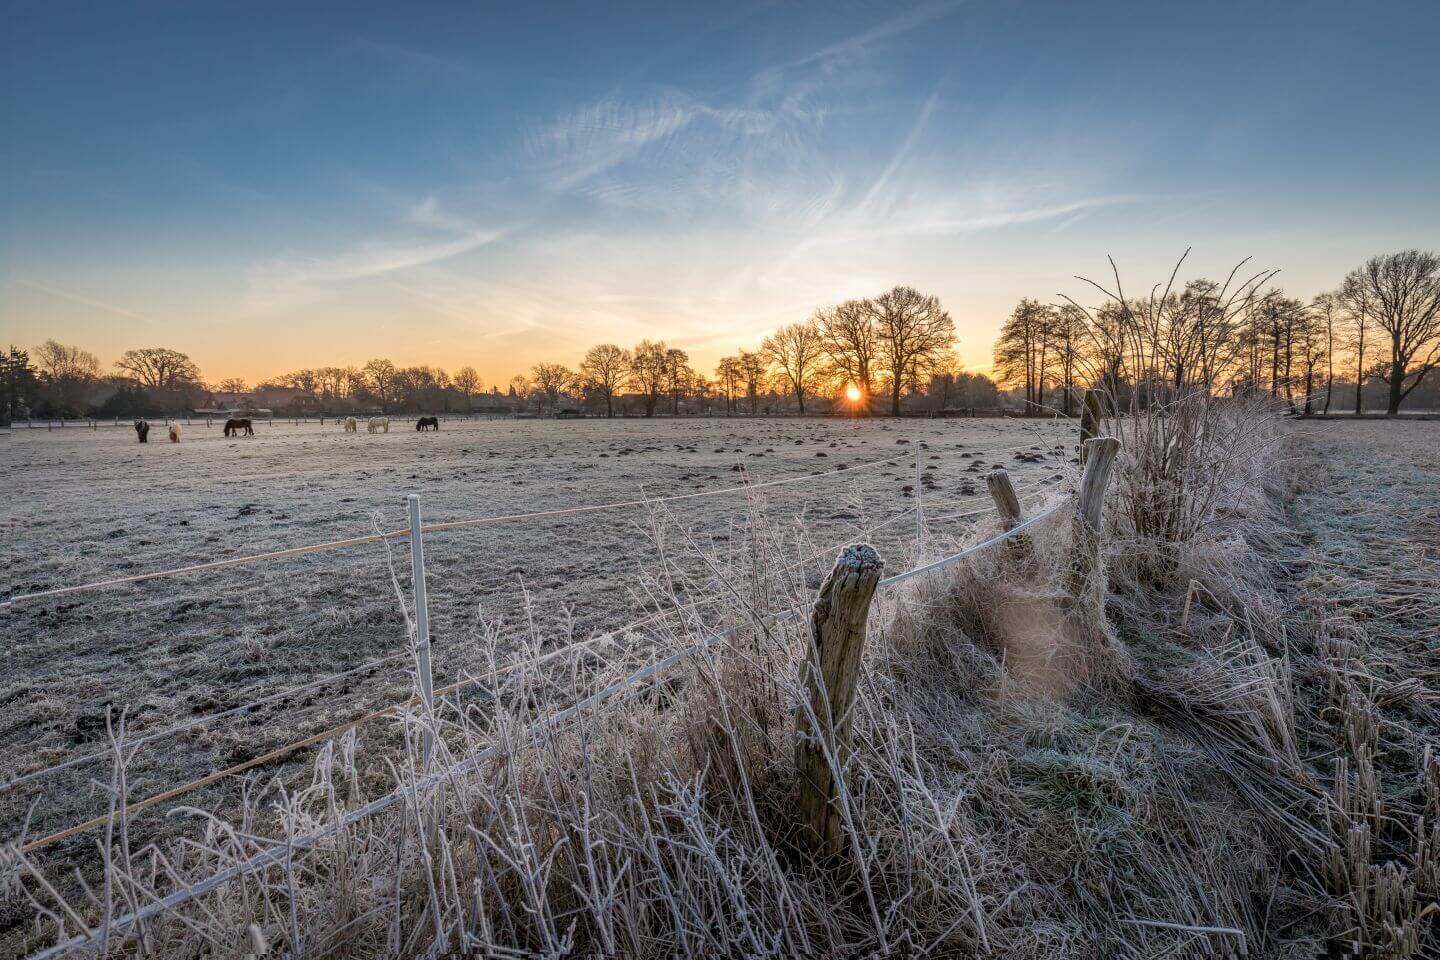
[796,543,882,859]
[986,468,1031,561]
[1079,389,1103,464]
[407,495,437,769]
[1067,436,1120,606]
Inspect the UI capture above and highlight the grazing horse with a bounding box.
[223,417,254,437]
[416,416,439,431]
[367,416,390,434]
[168,423,181,443]
[343,416,357,433]
[134,419,150,443]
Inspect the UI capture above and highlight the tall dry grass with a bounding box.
[4,397,1436,959]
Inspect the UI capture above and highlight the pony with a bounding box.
[223,418,254,437]
[168,423,181,443]
[367,417,390,434]
[343,417,357,433]
[134,420,149,443]
[416,416,439,431]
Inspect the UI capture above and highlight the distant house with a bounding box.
[254,387,321,412]
[202,390,258,412]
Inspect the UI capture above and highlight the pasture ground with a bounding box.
[1,415,1437,957]
[1,416,1070,865]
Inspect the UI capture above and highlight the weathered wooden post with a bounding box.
[1079,388,1103,464]
[1067,436,1120,607]
[796,543,882,859]
[986,468,1031,562]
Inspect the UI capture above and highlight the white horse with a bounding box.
[343,417,357,433]
[367,416,390,434]
[168,423,181,443]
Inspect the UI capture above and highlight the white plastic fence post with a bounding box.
[407,494,437,769]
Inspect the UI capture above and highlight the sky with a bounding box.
[2,0,1439,387]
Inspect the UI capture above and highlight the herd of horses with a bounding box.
[132,416,440,443]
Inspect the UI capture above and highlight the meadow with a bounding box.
[2,411,1436,959]
[0,417,1069,861]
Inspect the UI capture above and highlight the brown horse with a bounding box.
[134,419,150,443]
[223,417,254,437]
[416,416,439,431]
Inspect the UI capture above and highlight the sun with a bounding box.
[845,384,863,403]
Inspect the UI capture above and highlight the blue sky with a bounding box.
[3,0,1438,383]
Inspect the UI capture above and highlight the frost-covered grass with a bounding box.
[3,412,1435,959]
[0,418,1068,869]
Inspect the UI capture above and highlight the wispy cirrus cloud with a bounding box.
[13,278,153,324]
[787,0,964,71]
[244,200,505,315]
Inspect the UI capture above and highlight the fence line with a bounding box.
[14,593,707,855]
[20,494,1076,960]
[1,455,906,608]
[12,426,1087,958]
[879,499,1071,588]
[5,498,937,802]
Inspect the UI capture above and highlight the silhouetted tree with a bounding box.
[868,286,956,416]
[762,320,825,414]
[115,347,201,391]
[1342,250,1440,415]
[629,340,668,417]
[580,344,629,418]
[817,299,877,409]
[0,346,38,422]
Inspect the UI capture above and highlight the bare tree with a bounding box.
[715,356,741,415]
[736,351,766,415]
[628,340,669,417]
[1310,293,1338,414]
[762,320,825,414]
[1342,250,1440,415]
[867,286,956,416]
[35,340,101,382]
[530,362,574,414]
[993,299,1048,415]
[580,344,629,418]
[817,299,878,408]
[1049,304,1086,415]
[1250,292,1306,409]
[115,347,201,391]
[1337,276,1372,415]
[34,339,101,413]
[663,347,692,415]
[452,366,481,400]
[362,358,400,408]
[1294,302,1328,415]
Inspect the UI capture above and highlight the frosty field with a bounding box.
[0,416,1071,861]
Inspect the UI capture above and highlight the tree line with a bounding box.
[4,285,1005,420]
[519,285,970,417]
[992,249,1440,416]
[28,250,1437,424]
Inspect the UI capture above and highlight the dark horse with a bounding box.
[134,419,150,443]
[223,417,255,437]
[416,416,439,431]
